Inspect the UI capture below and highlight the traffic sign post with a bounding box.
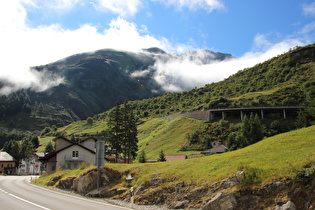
[95,140,105,192]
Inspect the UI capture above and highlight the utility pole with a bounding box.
[95,140,105,192]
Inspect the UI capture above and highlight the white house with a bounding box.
[39,136,108,175]
[19,153,44,175]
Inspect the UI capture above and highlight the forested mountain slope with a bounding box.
[0,48,233,147]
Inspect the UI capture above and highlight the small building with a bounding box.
[165,155,187,162]
[0,151,17,175]
[39,136,109,174]
[201,141,228,154]
[19,153,44,175]
[146,160,158,163]
[107,155,133,164]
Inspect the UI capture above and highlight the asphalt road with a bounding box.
[0,175,130,210]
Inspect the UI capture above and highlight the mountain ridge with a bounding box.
[0,47,234,142]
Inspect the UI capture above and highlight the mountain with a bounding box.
[42,44,315,139]
[0,48,234,143]
[124,44,315,120]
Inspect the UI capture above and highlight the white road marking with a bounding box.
[0,188,51,210]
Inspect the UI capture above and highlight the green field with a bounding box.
[38,125,315,190]
[137,117,206,160]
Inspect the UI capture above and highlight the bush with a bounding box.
[41,127,51,136]
[239,166,262,186]
[87,117,94,125]
[44,141,54,153]
[80,162,86,170]
[291,162,315,183]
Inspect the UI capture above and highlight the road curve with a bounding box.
[0,175,130,210]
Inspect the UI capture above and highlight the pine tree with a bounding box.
[158,150,166,162]
[121,99,138,163]
[44,141,54,153]
[139,150,146,163]
[108,101,123,163]
[107,100,138,164]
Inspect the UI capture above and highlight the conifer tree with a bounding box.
[108,101,123,163]
[158,150,166,162]
[121,99,138,163]
[44,141,54,153]
[139,150,146,163]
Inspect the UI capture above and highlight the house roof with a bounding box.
[201,145,228,154]
[165,155,187,161]
[53,136,73,143]
[0,151,16,161]
[35,153,45,158]
[146,160,158,163]
[79,136,102,143]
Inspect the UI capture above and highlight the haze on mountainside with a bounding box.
[0,43,301,95]
[1,0,314,94]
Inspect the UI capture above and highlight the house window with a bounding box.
[52,166,55,171]
[7,164,12,168]
[0,164,3,168]
[72,151,79,158]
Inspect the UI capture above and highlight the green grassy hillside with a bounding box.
[38,116,206,160]
[111,125,315,186]
[36,44,315,160]
[137,117,206,160]
[38,125,315,189]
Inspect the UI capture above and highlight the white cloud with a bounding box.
[303,2,315,16]
[300,21,315,34]
[149,36,304,92]
[43,0,78,10]
[25,0,79,10]
[151,0,224,12]
[0,0,310,95]
[93,0,142,17]
[0,1,167,94]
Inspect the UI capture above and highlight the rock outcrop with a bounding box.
[47,167,314,209]
[53,167,121,196]
[47,175,62,186]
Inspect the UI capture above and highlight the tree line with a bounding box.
[106,99,138,163]
[2,136,39,168]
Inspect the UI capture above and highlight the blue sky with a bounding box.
[0,0,314,93]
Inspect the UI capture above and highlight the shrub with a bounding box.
[239,166,262,186]
[80,162,86,170]
[41,127,51,136]
[87,117,94,125]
